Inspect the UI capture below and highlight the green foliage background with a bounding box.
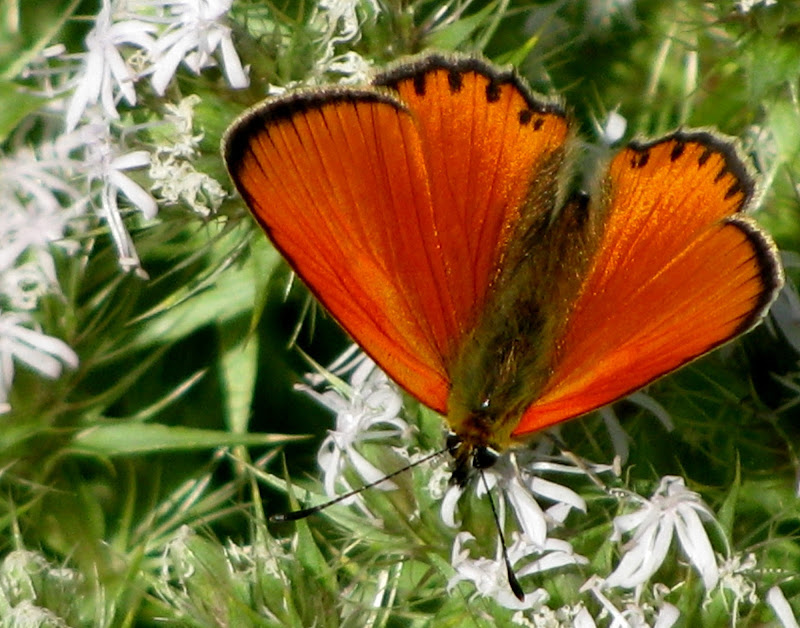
[1,0,799,625]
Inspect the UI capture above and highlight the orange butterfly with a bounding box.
[223,53,783,487]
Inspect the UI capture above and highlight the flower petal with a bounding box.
[768,586,800,628]
[218,34,249,88]
[674,504,719,589]
[654,602,681,628]
[529,475,586,512]
[109,170,158,219]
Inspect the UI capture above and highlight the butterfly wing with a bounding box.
[225,55,572,414]
[375,54,572,346]
[225,90,451,410]
[514,131,783,435]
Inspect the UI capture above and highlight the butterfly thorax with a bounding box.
[446,301,552,454]
[445,319,551,485]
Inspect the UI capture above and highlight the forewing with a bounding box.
[375,54,572,348]
[224,90,452,411]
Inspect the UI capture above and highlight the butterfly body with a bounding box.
[223,53,783,485]
[446,193,601,465]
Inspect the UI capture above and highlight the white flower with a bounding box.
[605,476,721,590]
[224,539,286,580]
[718,552,758,601]
[150,0,249,96]
[159,524,196,582]
[425,458,452,500]
[0,311,78,413]
[77,117,157,274]
[66,0,156,130]
[441,450,586,546]
[0,124,87,314]
[736,0,777,13]
[448,529,586,609]
[599,110,627,145]
[0,550,51,599]
[515,535,588,580]
[160,95,205,158]
[315,0,381,47]
[574,606,600,628]
[0,143,81,217]
[150,155,225,216]
[768,586,800,628]
[3,601,69,627]
[514,604,597,627]
[582,577,680,628]
[149,95,226,215]
[0,141,85,274]
[0,199,78,274]
[717,553,759,624]
[322,51,373,84]
[0,263,51,311]
[298,349,410,502]
[448,532,550,610]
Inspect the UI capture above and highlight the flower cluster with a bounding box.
[1,0,385,416]
[65,0,249,131]
[1,0,252,413]
[46,0,251,271]
[296,347,411,511]
[301,347,800,626]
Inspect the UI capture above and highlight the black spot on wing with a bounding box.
[670,141,686,161]
[627,129,757,212]
[412,73,426,96]
[485,80,501,102]
[628,149,650,169]
[724,180,743,200]
[373,52,566,118]
[447,69,463,92]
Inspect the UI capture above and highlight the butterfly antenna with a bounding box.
[271,447,448,522]
[479,469,525,601]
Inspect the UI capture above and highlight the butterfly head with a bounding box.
[446,431,501,487]
[444,390,519,487]
[445,380,531,486]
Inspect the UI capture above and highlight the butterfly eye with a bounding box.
[472,446,500,470]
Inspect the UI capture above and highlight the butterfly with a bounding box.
[223,52,783,488]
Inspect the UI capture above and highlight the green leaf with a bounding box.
[716,455,741,537]
[218,318,258,434]
[71,423,301,455]
[0,83,44,143]
[125,255,258,350]
[426,1,499,51]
